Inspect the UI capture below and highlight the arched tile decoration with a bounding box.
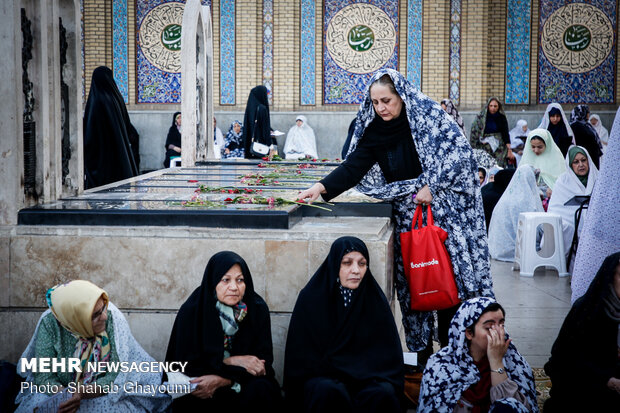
[112,0,129,103]
[449,0,461,105]
[301,0,315,105]
[263,0,273,104]
[505,0,531,104]
[220,0,235,105]
[538,0,616,104]
[407,0,422,89]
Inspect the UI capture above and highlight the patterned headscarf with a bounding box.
[345,68,477,200]
[571,104,603,150]
[418,297,538,412]
[440,98,465,132]
[570,104,589,124]
[46,280,111,383]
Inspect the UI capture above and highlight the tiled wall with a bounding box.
[538,0,616,104]
[83,0,619,111]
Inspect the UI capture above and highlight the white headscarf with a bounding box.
[589,114,609,151]
[548,146,599,254]
[509,119,529,147]
[488,165,544,262]
[520,128,566,190]
[283,115,318,160]
[537,103,575,140]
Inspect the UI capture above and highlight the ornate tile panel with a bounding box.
[449,0,461,106]
[136,0,211,103]
[538,0,616,104]
[407,0,422,89]
[323,0,399,105]
[505,0,531,104]
[220,0,235,105]
[113,0,129,103]
[263,0,273,104]
[301,0,316,105]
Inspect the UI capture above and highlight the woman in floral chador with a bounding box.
[298,69,493,360]
[419,297,538,412]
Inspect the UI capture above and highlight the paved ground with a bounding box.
[490,259,572,368]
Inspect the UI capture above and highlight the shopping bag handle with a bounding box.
[411,203,434,230]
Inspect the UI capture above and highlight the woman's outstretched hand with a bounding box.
[297,183,326,203]
[415,185,433,205]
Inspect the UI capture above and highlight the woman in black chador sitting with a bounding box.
[166,251,283,411]
[544,252,620,412]
[284,236,404,412]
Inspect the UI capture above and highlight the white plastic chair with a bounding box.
[514,212,570,277]
[170,157,182,168]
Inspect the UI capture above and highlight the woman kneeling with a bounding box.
[284,236,404,412]
[165,251,282,411]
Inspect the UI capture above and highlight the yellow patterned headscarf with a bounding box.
[46,280,110,383]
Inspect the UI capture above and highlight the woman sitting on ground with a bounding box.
[544,252,620,412]
[283,115,318,160]
[487,165,543,262]
[519,129,566,199]
[164,112,182,168]
[569,105,602,168]
[589,114,609,154]
[15,280,171,413]
[418,297,538,412]
[509,119,529,166]
[547,146,599,260]
[284,236,403,412]
[222,120,244,159]
[165,251,282,412]
[537,103,574,156]
[481,168,516,231]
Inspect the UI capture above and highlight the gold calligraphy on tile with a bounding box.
[541,3,613,74]
[139,2,185,73]
[326,4,396,74]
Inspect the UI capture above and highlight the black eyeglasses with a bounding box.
[91,303,108,320]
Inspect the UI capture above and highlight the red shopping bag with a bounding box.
[400,204,460,311]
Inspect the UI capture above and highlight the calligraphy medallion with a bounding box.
[541,3,613,74]
[325,4,396,74]
[139,2,184,73]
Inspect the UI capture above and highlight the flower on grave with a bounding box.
[224,197,233,202]
[188,180,198,183]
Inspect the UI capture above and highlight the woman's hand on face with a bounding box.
[297,183,325,203]
[223,355,266,376]
[486,324,510,368]
[546,188,552,198]
[190,375,231,399]
[607,377,620,394]
[415,185,433,205]
[58,392,81,413]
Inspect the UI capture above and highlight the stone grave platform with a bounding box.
[1,160,396,384]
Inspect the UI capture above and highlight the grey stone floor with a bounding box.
[490,259,572,368]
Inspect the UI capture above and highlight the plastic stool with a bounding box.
[514,212,569,277]
[170,157,182,168]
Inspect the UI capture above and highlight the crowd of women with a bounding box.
[46,66,615,411]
